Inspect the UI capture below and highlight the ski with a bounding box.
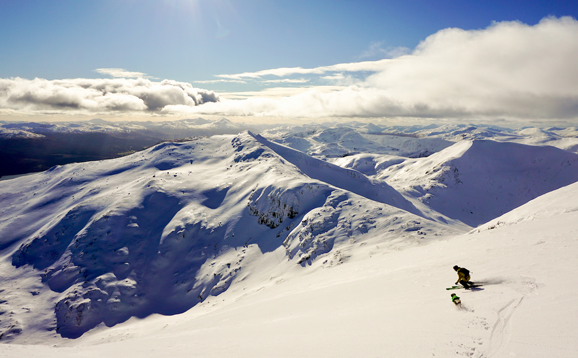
[446,284,483,290]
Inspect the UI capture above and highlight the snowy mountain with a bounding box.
[0,118,257,178]
[1,125,578,357]
[380,140,578,226]
[262,125,454,159]
[0,131,462,340]
[477,179,578,231]
[378,123,578,154]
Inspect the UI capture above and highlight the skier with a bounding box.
[453,265,471,288]
[450,293,461,306]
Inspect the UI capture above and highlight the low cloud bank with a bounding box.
[0,78,219,114]
[185,17,578,121]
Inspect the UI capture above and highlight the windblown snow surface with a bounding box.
[1,125,578,357]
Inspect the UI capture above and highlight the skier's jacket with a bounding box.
[456,267,470,284]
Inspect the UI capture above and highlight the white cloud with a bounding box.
[192,17,578,122]
[262,78,309,84]
[163,86,394,118]
[170,86,344,102]
[320,73,359,86]
[0,77,220,114]
[215,59,395,80]
[94,68,154,79]
[358,41,411,59]
[194,79,247,84]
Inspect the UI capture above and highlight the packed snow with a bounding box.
[1,123,578,357]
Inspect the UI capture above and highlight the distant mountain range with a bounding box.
[3,119,578,178]
[0,118,253,177]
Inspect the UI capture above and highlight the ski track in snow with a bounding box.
[477,275,540,358]
[444,277,539,358]
[481,296,525,358]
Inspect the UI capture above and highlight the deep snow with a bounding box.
[1,123,578,357]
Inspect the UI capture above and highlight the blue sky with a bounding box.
[2,0,576,88]
[1,1,578,124]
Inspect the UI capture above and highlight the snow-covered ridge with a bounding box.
[0,131,459,340]
[0,117,259,178]
[262,125,455,159]
[2,124,578,356]
[382,140,578,226]
[476,180,578,231]
[0,128,45,139]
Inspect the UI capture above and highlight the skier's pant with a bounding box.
[459,275,471,288]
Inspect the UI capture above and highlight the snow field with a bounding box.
[1,131,453,341]
[3,200,577,357]
[2,125,578,357]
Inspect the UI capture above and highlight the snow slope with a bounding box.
[2,127,578,357]
[2,178,578,358]
[0,131,460,340]
[381,140,578,226]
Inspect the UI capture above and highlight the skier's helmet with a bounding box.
[453,265,459,271]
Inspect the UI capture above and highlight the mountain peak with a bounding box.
[385,139,578,226]
[88,118,109,124]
